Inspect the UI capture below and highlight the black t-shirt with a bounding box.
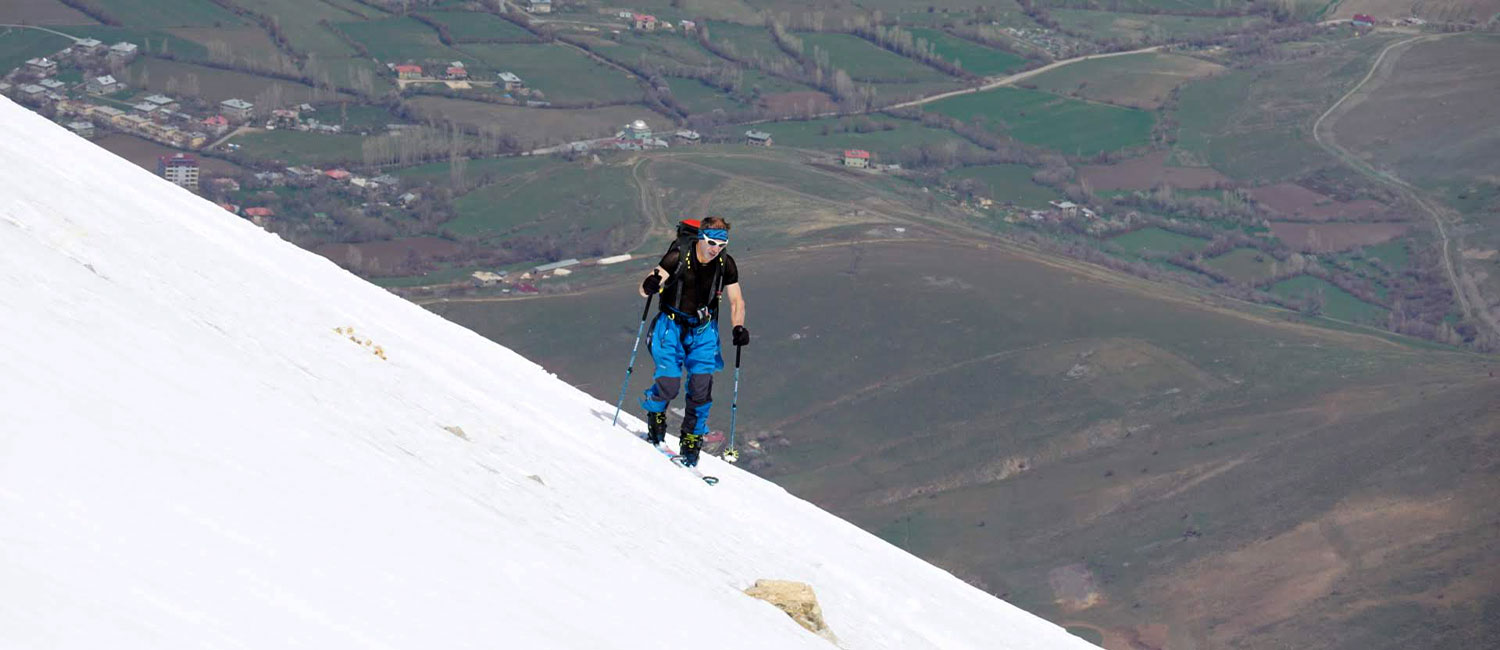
[658,245,738,319]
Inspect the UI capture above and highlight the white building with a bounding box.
[526,0,552,12]
[107,42,139,62]
[156,153,200,191]
[87,75,122,95]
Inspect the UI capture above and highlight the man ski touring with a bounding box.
[638,216,748,467]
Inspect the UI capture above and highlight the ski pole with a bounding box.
[724,343,742,463]
[612,294,654,427]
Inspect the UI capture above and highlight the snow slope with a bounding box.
[0,96,1098,650]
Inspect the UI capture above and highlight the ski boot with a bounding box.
[678,431,704,467]
[645,411,667,445]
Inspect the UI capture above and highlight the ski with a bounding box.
[637,433,719,485]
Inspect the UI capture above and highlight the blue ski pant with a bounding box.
[640,312,723,435]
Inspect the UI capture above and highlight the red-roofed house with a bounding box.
[633,13,657,30]
[202,114,230,135]
[842,149,870,168]
[324,169,352,181]
[446,66,468,79]
[244,207,275,217]
[1352,13,1376,26]
[394,64,423,79]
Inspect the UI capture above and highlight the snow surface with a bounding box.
[0,96,1099,650]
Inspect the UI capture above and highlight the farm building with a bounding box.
[526,0,551,13]
[1049,200,1079,217]
[1352,13,1376,26]
[533,259,581,274]
[842,149,870,168]
[394,64,423,80]
[745,130,773,147]
[674,130,701,143]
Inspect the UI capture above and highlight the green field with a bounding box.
[336,16,468,64]
[1050,9,1266,44]
[307,56,395,95]
[943,164,1060,207]
[94,0,245,28]
[1271,274,1387,323]
[252,0,360,57]
[1174,34,1395,181]
[461,43,645,105]
[585,31,721,68]
[925,86,1154,156]
[702,21,798,69]
[0,29,71,76]
[797,32,954,83]
[908,28,1028,76]
[422,10,539,43]
[666,77,749,114]
[127,57,349,104]
[68,25,211,62]
[1205,247,1277,283]
[1109,227,1209,255]
[759,115,972,157]
[447,163,642,243]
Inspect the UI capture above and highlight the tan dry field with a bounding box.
[314,237,464,275]
[1331,33,1500,182]
[129,58,351,105]
[1078,151,1231,191]
[1331,0,1500,22]
[1250,182,1391,220]
[0,0,97,25]
[760,90,836,115]
[168,27,287,70]
[1269,221,1410,251]
[1029,52,1224,110]
[405,97,670,149]
[93,133,244,176]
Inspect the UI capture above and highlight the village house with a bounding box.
[842,149,870,168]
[74,38,104,56]
[201,114,230,135]
[268,108,299,128]
[633,13,658,30]
[680,20,696,32]
[497,72,524,91]
[210,177,241,192]
[674,129,701,143]
[0,82,12,96]
[87,74,122,95]
[394,64,423,80]
[26,57,58,76]
[1049,200,1079,217]
[525,0,551,13]
[745,130,773,147]
[220,98,254,121]
[324,168,352,181]
[1351,13,1376,27]
[17,85,47,104]
[67,121,95,138]
[243,207,274,218]
[39,78,67,92]
[132,102,158,116]
[144,94,178,111]
[106,42,138,63]
[446,65,468,80]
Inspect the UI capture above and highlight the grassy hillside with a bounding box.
[430,238,1500,650]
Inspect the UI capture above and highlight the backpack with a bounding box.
[663,218,727,322]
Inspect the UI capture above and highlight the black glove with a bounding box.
[642,273,661,295]
[732,325,750,346]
